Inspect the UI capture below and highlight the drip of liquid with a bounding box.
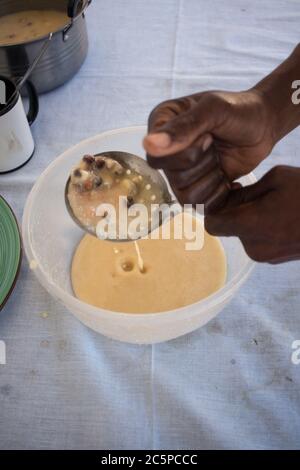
[134,241,145,273]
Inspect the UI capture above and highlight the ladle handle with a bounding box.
[16,33,53,91]
[67,0,91,18]
[24,81,39,126]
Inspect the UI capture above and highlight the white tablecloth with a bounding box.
[0,0,300,450]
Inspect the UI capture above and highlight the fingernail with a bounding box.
[202,135,213,152]
[145,132,171,149]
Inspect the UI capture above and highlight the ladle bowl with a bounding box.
[64,150,174,239]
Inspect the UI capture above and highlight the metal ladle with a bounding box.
[65,151,175,240]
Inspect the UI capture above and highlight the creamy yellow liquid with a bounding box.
[71,215,227,314]
[0,10,68,45]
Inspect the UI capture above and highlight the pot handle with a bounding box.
[22,80,39,126]
[67,0,91,18]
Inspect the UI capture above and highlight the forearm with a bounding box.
[252,43,300,143]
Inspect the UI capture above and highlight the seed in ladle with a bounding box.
[105,158,116,169]
[120,179,138,197]
[83,180,94,191]
[127,196,134,207]
[71,168,90,186]
[95,157,105,169]
[112,161,124,175]
[94,176,102,188]
[83,155,95,165]
[145,184,151,190]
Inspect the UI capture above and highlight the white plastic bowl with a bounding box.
[22,126,255,344]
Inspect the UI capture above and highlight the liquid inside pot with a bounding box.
[0,9,68,45]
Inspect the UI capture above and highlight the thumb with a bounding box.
[224,169,276,209]
[143,93,221,156]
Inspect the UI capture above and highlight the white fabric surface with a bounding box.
[0,0,300,450]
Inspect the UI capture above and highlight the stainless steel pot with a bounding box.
[0,0,91,94]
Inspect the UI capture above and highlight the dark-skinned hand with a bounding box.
[205,165,300,264]
[142,45,300,263]
[143,89,276,212]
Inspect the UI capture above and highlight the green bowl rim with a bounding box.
[0,195,22,311]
